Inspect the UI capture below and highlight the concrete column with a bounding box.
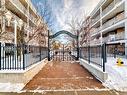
[125,0,127,57]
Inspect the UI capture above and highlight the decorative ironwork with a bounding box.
[49,30,78,39]
[48,30,79,61]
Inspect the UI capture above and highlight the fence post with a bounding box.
[63,45,64,61]
[48,30,50,61]
[40,46,41,61]
[0,43,1,70]
[22,44,25,70]
[114,46,117,58]
[88,46,90,64]
[102,43,106,72]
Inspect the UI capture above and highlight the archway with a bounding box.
[48,30,79,61]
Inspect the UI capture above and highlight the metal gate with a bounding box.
[48,30,79,61]
[50,47,77,61]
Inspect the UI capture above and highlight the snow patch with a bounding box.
[103,57,127,91]
[0,83,24,92]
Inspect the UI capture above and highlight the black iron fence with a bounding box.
[80,44,106,72]
[0,43,48,70]
[80,43,127,72]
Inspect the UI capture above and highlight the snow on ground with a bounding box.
[0,83,24,92]
[103,57,127,91]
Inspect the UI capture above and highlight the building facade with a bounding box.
[0,0,48,47]
[83,0,127,56]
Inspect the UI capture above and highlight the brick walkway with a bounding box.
[24,61,104,90]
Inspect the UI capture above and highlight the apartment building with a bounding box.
[87,0,127,55]
[0,0,48,46]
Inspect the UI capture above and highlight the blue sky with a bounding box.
[32,0,100,43]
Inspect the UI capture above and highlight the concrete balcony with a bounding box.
[90,38,101,45]
[29,14,37,25]
[103,18,115,29]
[115,0,122,4]
[102,12,125,30]
[102,1,115,16]
[103,32,125,43]
[5,0,28,22]
[6,0,37,26]
[102,0,123,17]
[91,27,101,36]
[7,0,28,16]
[19,0,38,18]
[115,32,125,40]
[91,15,100,25]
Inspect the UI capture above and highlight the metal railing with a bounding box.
[80,43,127,72]
[0,43,48,70]
[80,44,106,72]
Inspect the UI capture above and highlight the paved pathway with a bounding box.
[1,61,127,95]
[24,61,103,90]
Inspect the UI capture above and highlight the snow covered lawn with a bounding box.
[103,57,127,91]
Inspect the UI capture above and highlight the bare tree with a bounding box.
[66,14,91,47]
[80,16,91,46]
[37,1,54,28]
[24,17,48,46]
[24,1,54,46]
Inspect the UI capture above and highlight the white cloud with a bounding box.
[52,0,100,31]
[45,0,100,42]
